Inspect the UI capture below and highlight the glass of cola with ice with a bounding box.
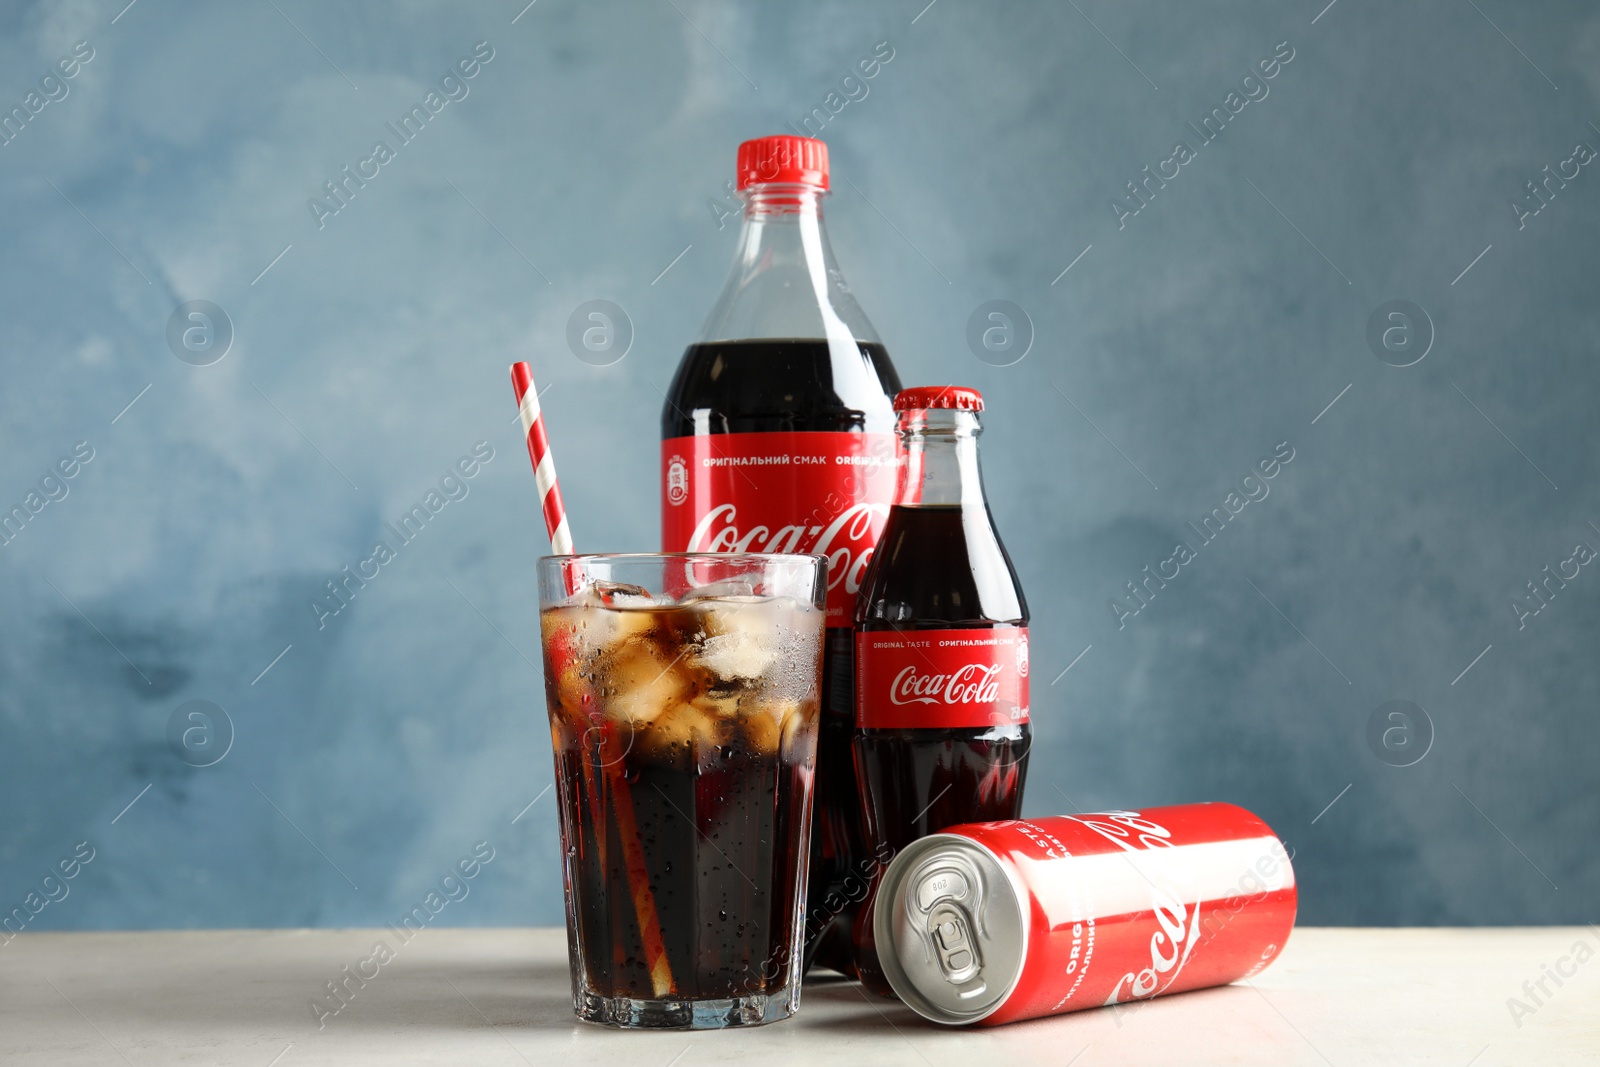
[538,553,827,1029]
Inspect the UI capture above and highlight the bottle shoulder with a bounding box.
[855,504,1029,627]
[695,205,882,346]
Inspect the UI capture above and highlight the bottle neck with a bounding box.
[741,183,827,219]
[896,409,986,507]
[736,185,850,345]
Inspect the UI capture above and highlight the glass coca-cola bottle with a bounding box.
[661,136,903,975]
[850,386,1031,997]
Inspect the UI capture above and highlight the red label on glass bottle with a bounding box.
[856,627,1030,729]
[661,431,898,626]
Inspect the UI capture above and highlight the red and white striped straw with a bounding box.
[508,360,675,994]
[510,362,574,555]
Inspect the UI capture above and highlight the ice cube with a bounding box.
[690,596,798,681]
[541,608,600,711]
[694,631,776,681]
[608,593,662,610]
[692,688,744,720]
[555,594,661,661]
[639,700,722,765]
[742,701,784,756]
[550,580,655,613]
[680,578,759,602]
[603,643,690,727]
[588,578,656,605]
[743,697,818,758]
[780,698,819,763]
[562,581,666,649]
[696,595,796,636]
[604,607,660,645]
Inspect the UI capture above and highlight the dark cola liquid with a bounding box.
[544,601,821,1003]
[852,504,1030,997]
[663,339,897,435]
[552,729,812,1000]
[664,337,901,975]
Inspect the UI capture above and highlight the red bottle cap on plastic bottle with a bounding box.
[893,386,985,412]
[737,136,829,191]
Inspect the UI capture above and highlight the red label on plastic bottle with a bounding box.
[661,432,899,626]
[856,627,1030,729]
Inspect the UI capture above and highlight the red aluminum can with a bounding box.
[871,802,1297,1025]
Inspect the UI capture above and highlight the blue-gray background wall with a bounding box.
[2,0,1595,931]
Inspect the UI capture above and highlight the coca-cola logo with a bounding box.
[1068,811,1203,1008]
[889,663,1003,706]
[686,502,885,594]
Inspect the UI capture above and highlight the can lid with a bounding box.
[736,136,829,191]
[873,833,1027,1025]
[893,386,984,412]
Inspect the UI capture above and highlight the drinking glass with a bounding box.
[537,553,826,1028]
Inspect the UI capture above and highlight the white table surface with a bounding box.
[4,927,1597,1065]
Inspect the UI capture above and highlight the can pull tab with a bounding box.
[926,903,985,995]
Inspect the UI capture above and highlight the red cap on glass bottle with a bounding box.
[737,136,830,191]
[893,386,985,412]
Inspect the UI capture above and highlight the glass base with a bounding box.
[575,988,797,1029]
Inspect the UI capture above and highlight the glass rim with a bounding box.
[537,551,827,566]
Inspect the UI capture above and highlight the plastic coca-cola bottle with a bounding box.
[850,386,1031,997]
[661,136,903,975]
